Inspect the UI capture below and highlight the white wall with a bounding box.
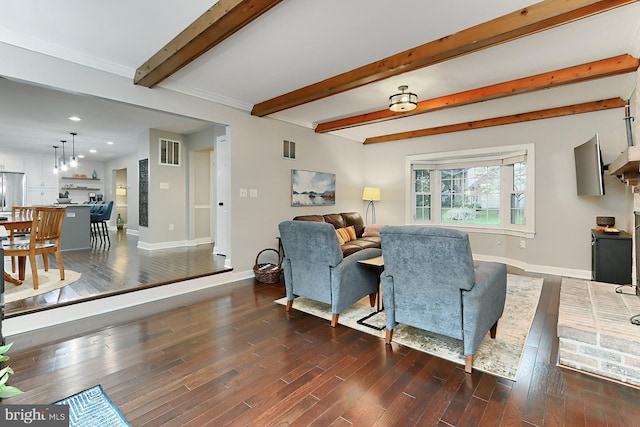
[363,108,632,278]
[2,41,633,279]
[0,42,365,273]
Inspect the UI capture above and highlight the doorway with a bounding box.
[115,168,127,230]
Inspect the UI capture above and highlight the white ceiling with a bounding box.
[1,0,640,159]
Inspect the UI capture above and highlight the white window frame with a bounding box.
[406,144,535,238]
[159,138,181,167]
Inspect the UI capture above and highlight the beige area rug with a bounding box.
[4,269,81,303]
[276,274,543,381]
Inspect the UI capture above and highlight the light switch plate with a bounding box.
[250,188,258,198]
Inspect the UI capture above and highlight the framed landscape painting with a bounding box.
[291,169,335,206]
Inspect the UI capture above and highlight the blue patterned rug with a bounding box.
[53,385,130,427]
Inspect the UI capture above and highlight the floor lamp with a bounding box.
[362,187,380,225]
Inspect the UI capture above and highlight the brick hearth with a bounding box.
[558,278,640,388]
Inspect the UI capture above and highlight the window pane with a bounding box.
[511,193,525,225]
[513,161,526,191]
[441,166,500,225]
[415,194,431,220]
[415,169,430,193]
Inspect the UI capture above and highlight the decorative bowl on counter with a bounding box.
[56,198,72,204]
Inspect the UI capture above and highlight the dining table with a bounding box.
[0,214,34,286]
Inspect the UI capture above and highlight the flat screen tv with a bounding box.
[574,134,605,196]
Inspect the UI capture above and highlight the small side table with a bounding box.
[357,255,385,330]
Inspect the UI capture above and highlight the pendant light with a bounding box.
[60,140,68,172]
[70,132,78,167]
[388,85,418,112]
[53,145,60,174]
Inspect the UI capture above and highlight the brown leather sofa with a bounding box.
[293,212,381,256]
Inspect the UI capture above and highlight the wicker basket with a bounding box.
[253,248,282,283]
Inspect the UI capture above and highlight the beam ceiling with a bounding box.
[134,0,283,88]
[315,55,639,133]
[252,0,639,117]
[363,98,627,144]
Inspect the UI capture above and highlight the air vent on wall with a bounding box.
[159,138,180,166]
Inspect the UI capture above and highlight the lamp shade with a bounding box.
[389,85,417,112]
[362,187,381,201]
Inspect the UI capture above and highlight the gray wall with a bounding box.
[0,40,635,277]
[363,108,632,277]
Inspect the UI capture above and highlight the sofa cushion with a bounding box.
[293,214,326,223]
[335,230,346,245]
[341,212,365,237]
[349,238,380,251]
[323,213,346,229]
[363,224,385,237]
[359,236,382,246]
[341,243,363,257]
[336,226,356,243]
[291,211,378,256]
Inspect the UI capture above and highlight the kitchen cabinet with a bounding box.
[25,156,59,205]
[24,156,58,189]
[27,187,58,205]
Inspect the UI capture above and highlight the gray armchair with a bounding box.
[279,220,382,327]
[380,225,507,373]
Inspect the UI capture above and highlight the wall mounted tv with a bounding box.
[574,133,605,196]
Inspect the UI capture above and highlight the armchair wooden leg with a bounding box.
[285,300,293,312]
[331,314,339,328]
[490,320,498,339]
[465,355,473,373]
[369,292,377,307]
[385,329,393,344]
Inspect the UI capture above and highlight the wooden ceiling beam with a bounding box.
[316,55,639,133]
[363,98,626,145]
[134,0,283,88]
[252,0,638,117]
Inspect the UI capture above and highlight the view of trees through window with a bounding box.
[440,166,501,225]
[409,146,531,232]
[510,161,526,225]
[414,169,431,221]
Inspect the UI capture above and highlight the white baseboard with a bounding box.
[473,254,591,280]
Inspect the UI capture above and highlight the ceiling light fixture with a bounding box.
[68,116,81,122]
[52,145,59,174]
[60,140,68,172]
[70,132,78,167]
[388,85,418,112]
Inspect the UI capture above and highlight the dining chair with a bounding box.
[9,206,35,273]
[4,207,66,290]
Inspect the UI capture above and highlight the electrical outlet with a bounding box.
[240,188,248,198]
[520,238,526,249]
[250,188,258,198]
[169,223,174,231]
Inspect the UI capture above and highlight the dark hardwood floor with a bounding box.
[3,263,640,426]
[4,230,230,316]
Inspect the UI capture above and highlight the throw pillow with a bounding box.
[363,224,385,237]
[335,230,346,245]
[336,226,356,243]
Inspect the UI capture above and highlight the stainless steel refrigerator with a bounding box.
[0,172,26,212]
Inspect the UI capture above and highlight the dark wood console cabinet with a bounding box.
[591,229,632,285]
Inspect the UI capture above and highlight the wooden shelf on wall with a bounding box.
[61,177,100,180]
[61,187,101,191]
[608,146,640,186]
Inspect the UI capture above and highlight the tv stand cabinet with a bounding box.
[591,229,632,285]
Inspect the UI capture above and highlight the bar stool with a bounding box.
[90,201,113,246]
